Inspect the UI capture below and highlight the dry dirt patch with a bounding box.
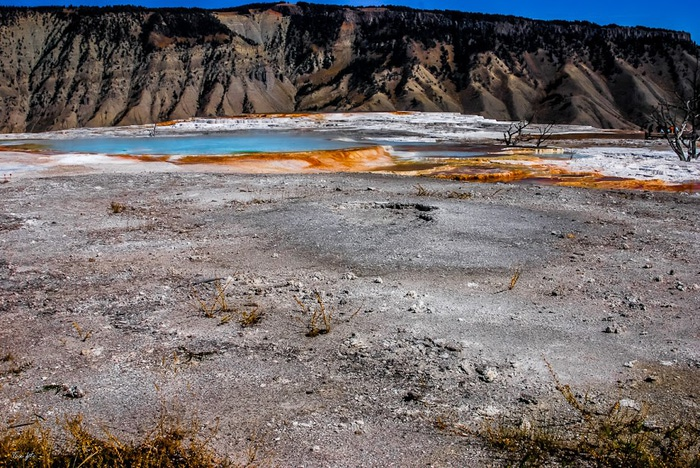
[1,172,698,465]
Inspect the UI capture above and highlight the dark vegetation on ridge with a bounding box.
[0,3,697,131]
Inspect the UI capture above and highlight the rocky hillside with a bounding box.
[0,3,697,132]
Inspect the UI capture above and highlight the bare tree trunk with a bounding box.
[651,50,699,162]
[534,123,555,148]
[503,120,529,146]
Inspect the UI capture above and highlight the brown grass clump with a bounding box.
[0,353,32,384]
[294,291,332,337]
[110,201,126,213]
[193,279,232,319]
[478,406,700,467]
[450,360,700,467]
[0,414,250,467]
[72,322,92,342]
[192,279,263,328]
[238,305,264,327]
[415,183,473,199]
[415,183,433,197]
[508,268,521,291]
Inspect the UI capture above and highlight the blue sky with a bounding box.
[3,0,698,43]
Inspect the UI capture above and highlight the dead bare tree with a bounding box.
[651,52,699,162]
[503,120,529,146]
[534,123,555,148]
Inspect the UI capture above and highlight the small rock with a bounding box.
[63,385,85,399]
[519,418,532,431]
[405,290,418,298]
[271,252,279,258]
[348,337,368,349]
[518,394,538,405]
[619,399,641,411]
[645,374,660,383]
[373,277,383,284]
[621,243,630,250]
[659,360,674,367]
[342,272,357,280]
[445,341,463,352]
[478,405,501,417]
[403,391,422,402]
[311,445,321,452]
[432,338,447,348]
[476,366,498,383]
[623,360,637,368]
[80,347,103,357]
[675,281,686,291]
[352,420,365,434]
[604,325,623,334]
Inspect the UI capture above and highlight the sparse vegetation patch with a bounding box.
[294,291,333,337]
[192,278,263,327]
[110,201,126,213]
[0,353,32,385]
[415,183,473,199]
[0,413,258,467]
[448,362,700,467]
[72,322,92,342]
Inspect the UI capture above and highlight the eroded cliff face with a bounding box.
[0,4,697,132]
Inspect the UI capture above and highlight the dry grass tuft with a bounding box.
[446,191,473,200]
[415,183,433,197]
[193,279,232,319]
[451,360,700,467]
[508,268,521,291]
[478,406,700,467]
[72,322,93,342]
[0,352,32,383]
[294,291,332,337]
[416,183,472,199]
[0,413,253,467]
[110,201,126,214]
[238,305,264,328]
[192,279,263,327]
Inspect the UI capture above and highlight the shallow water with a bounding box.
[1,132,510,160]
[9,132,372,156]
